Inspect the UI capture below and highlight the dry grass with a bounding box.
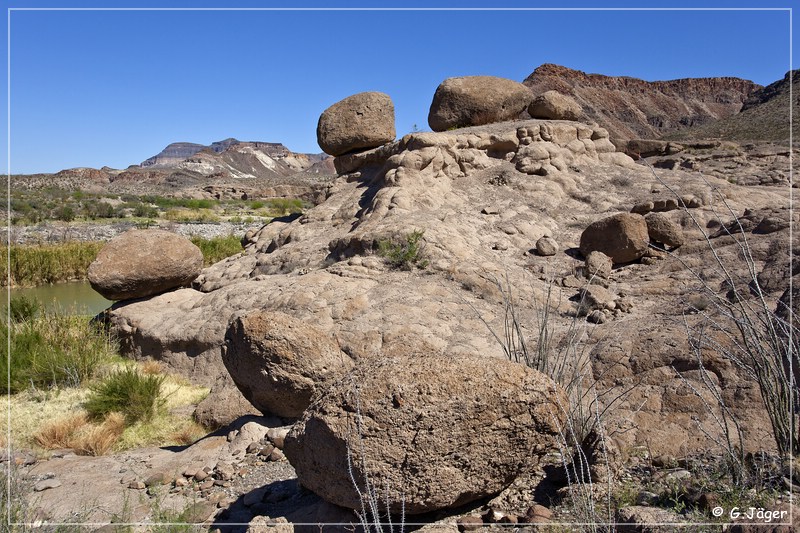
[140,359,164,375]
[72,412,125,456]
[34,413,89,449]
[33,412,125,456]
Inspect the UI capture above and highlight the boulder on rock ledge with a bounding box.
[317,92,396,156]
[87,229,203,301]
[428,76,532,132]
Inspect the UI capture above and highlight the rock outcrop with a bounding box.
[316,92,396,156]
[104,116,786,460]
[579,213,650,264]
[523,63,760,144]
[223,310,354,418]
[428,76,532,132]
[284,354,567,514]
[88,229,203,301]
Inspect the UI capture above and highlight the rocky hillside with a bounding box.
[13,139,335,200]
[665,70,800,143]
[523,63,761,144]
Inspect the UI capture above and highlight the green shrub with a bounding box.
[8,295,40,322]
[190,235,243,265]
[84,367,165,424]
[377,230,428,270]
[265,198,304,216]
[2,241,104,286]
[1,311,117,393]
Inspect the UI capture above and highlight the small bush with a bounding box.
[2,241,104,286]
[8,295,40,322]
[2,312,117,394]
[84,367,165,424]
[377,230,428,270]
[190,234,243,265]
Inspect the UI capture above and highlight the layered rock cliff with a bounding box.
[523,63,761,144]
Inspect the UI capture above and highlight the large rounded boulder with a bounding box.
[222,310,354,418]
[88,229,203,301]
[427,76,532,132]
[317,92,396,156]
[284,354,567,515]
[579,213,650,264]
[528,90,583,121]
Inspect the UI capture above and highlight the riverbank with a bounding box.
[2,233,245,287]
[3,219,264,245]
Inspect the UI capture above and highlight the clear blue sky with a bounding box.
[2,1,795,174]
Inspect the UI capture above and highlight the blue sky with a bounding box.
[2,1,795,174]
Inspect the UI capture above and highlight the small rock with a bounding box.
[128,481,146,490]
[481,206,500,215]
[207,492,228,504]
[181,501,219,524]
[246,442,260,454]
[585,251,613,279]
[528,90,582,121]
[525,504,553,520]
[33,479,62,492]
[535,236,558,256]
[194,470,209,481]
[587,310,606,324]
[258,444,275,457]
[267,427,290,450]
[645,212,684,248]
[636,491,659,506]
[145,472,170,487]
[456,515,484,532]
[269,449,286,462]
[199,480,214,491]
[120,473,137,485]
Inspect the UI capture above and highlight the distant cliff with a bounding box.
[523,63,761,143]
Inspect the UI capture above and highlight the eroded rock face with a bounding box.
[317,92,396,156]
[223,310,354,418]
[528,90,582,121]
[284,354,567,514]
[88,229,203,301]
[428,76,532,132]
[579,213,650,264]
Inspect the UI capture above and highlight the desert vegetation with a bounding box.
[1,296,209,458]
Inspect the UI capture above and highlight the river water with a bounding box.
[10,281,111,316]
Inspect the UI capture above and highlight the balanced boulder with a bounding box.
[87,229,203,301]
[317,92,396,156]
[579,213,649,264]
[528,90,582,121]
[222,310,353,418]
[284,353,567,515]
[428,76,532,132]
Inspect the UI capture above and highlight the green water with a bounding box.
[10,281,112,316]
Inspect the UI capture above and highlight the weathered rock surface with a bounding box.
[428,76,532,132]
[223,311,354,418]
[316,92,396,156]
[88,229,203,300]
[579,213,650,264]
[284,354,567,514]
[528,90,582,121]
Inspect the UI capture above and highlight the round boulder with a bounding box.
[284,354,567,515]
[645,212,684,248]
[579,213,649,264]
[223,310,353,418]
[535,236,558,256]
[87,229,203,301]
[428,76,533,132]
[317,92,396,156]
[528,90,582,121]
